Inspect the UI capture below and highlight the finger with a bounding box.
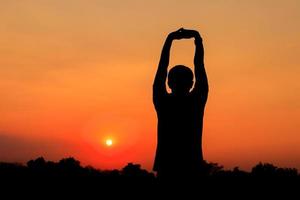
[177,28,184,32]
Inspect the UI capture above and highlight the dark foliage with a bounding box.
[0,157,299,198]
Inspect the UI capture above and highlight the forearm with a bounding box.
[194,34,204,69]
[154,37,173,86]
[194,35,208,91]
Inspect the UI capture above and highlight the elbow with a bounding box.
[205,84,209,94]
[204,82,209,95]
[206,83,209,92]
[153,82,158,91]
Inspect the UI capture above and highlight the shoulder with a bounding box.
[189,91,207,107]
[153,92,170,109]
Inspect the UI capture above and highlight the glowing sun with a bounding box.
[105,139,113,147]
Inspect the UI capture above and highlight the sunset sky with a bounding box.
[0,0,299,171]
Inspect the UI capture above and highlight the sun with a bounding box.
[105,139,113,147]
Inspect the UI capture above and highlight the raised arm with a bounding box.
[153,29,183,105]
[191,30,209,102]
[153,35,172,94]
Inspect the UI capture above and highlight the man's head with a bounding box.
[168,65,194,95]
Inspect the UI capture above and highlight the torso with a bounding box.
[154,92,205,173]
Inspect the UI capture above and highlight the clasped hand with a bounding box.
[168,28,202,41]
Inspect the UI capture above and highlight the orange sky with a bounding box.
[0,0,299,171]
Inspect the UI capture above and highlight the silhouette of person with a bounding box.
[153,28,209,179]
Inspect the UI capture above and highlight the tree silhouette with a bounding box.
[0,157,299,198]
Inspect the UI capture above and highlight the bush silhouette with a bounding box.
[0,157,299,198]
